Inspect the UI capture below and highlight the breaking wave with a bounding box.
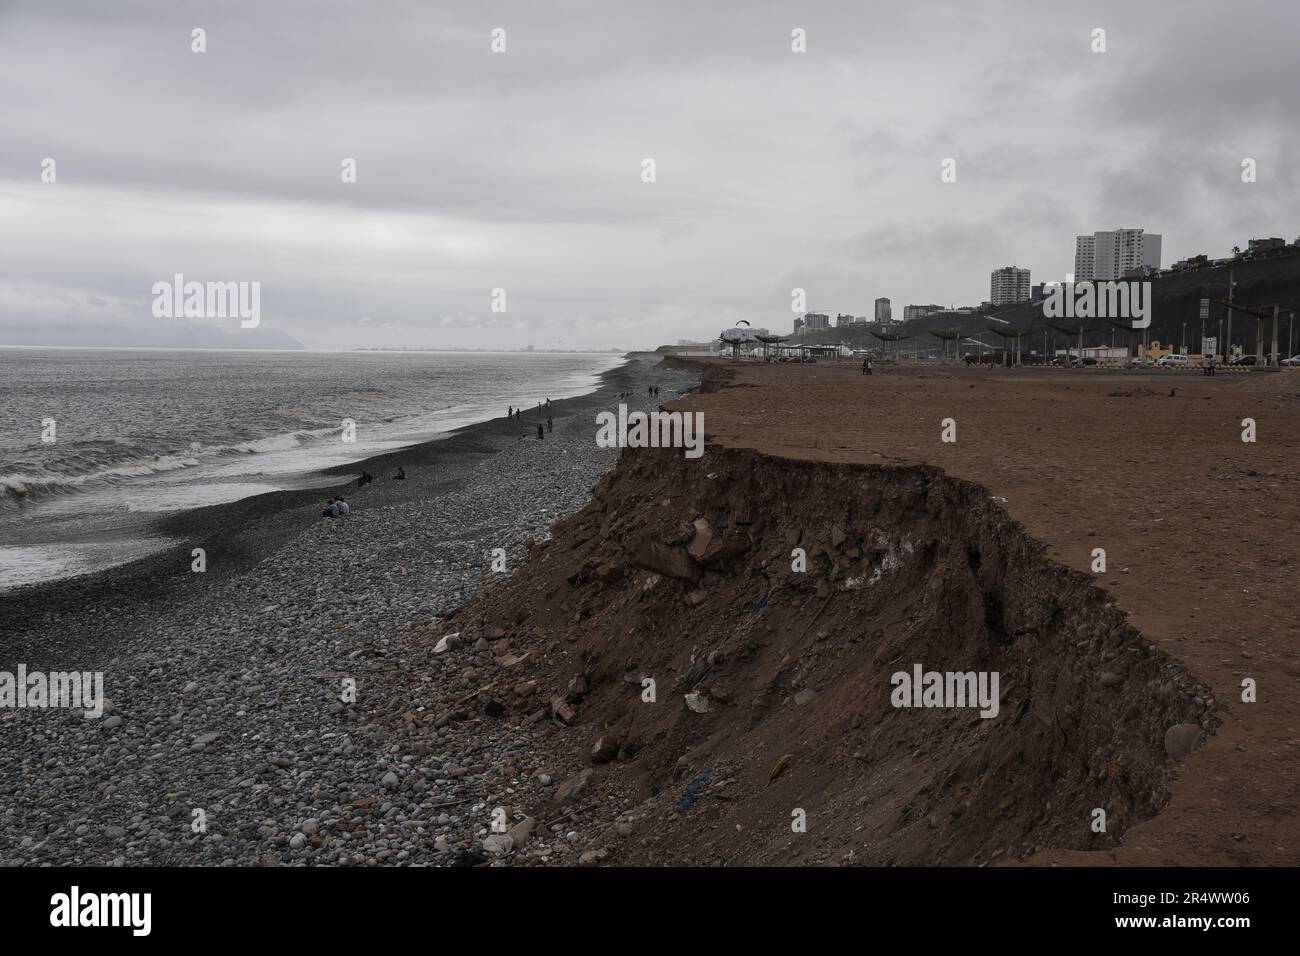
[0,427,340,504]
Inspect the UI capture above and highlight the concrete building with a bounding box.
[874,298,892,323]
[1170,254,1209,272]
[903,304,944,322]
[1074,228,1162,281]
[1247,237,1286,255]
[1074,236,1095,283]
[801,312,830,332]
[989,266,1031,305]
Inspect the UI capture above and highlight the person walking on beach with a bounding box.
[1208,355,1217,376]
[536,423,544,440]
[508,405,513,418]
[547,416,553,433]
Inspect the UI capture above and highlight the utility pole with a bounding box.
[1271,304,1279,366]
[1225,267,1234,361]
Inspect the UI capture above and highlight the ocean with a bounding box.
[0,348,624,590]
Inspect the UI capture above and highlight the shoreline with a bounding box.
[0,352,700,867]
[0,353,654,660]
[3,354,1295,867]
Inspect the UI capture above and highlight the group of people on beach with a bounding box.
[321,465,409,517]
[861,356,873,376]
[1201,355,1218,376]
[508,400,553,440]
[507,398,551,420]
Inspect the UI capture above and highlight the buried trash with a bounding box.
[767,753,795,786]
[679,770,714,810]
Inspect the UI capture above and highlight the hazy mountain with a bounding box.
[0,322,305,350]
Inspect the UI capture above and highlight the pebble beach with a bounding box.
[0,353,696,866]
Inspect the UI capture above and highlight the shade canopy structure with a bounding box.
[985,325,1024,365]
[928,327,963,361]
[754,333,787,359]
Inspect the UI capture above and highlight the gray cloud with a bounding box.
[1,0,1296,349]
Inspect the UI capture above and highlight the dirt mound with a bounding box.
[656,356,735,393]
[439,445,1217,866]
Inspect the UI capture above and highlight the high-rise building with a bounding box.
[874,298,892,323]
[1074,236,1095,282]
[989,266,1031,305]
[802,312,829,332]
[1074,229,1161,281]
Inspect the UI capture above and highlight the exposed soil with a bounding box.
[663,360,1300,866]
[443,443,1217,865]
[424,356,1300,866]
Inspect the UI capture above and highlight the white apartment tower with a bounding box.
[1074,228,1162,281]
[989,266,1031,305]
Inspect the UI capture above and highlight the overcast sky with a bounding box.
[2,0,1297,350]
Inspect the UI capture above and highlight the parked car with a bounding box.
[1157,354,1191,368]
[1281,354,1300,366]
[1230,355,1258,366]
[1130,356,1155,368]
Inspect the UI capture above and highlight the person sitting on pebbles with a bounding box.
[321,496,351,518]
